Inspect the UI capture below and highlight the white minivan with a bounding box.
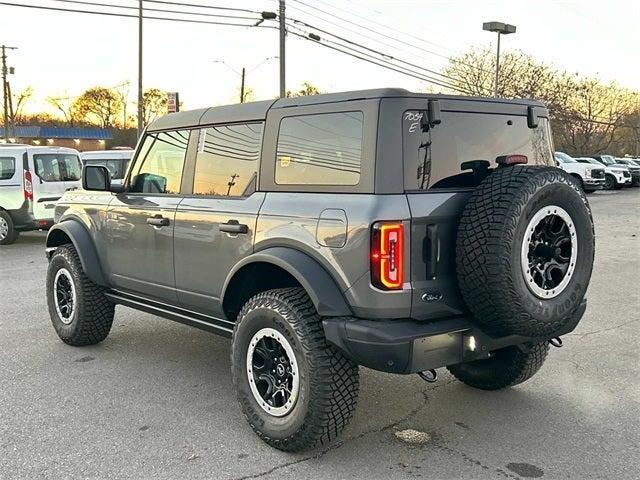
[80,149,134,188]
[0,145,82,245]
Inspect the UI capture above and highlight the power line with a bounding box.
[285,23,471,94]
[50,0,259,20]
[288,0,490,75]
[137,0,262,15]
[0,1,264,27]
[319,0,454,53]
[286,27,470,94]
[289,17,479,91]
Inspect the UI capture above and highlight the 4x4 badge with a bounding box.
[422,290,443,302]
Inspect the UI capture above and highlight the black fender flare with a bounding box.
[46,220,107,286]
[221,247,352,317]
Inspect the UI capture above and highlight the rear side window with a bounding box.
[33,154,83,182]
[0,157,16,180]
[275,111,363,186]
[129,130,189,194]
[403,111,553,190]
[193,123,263,196]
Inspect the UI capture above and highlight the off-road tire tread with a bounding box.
[447,342,549,390]
[47,244,114,346]
[456,166,594,336]
[232,287,359,452]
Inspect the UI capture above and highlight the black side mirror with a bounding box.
[82,165,111,191]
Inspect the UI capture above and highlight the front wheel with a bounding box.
[447,342,549,390]
[46,244,115,346]
[0,210,19,245]
[231,288,359,452]
[604,174,616,190]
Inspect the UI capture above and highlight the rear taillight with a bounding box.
[371,222,404,290]
[23,170,33,201]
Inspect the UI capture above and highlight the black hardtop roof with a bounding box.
[146,88,546,132]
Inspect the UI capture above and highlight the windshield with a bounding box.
[577,157,601,165]
[599,155,616,166]
[554,152,576,163]
[34,153,82,182]
[84,158,126,179]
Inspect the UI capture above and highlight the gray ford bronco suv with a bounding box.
[45,89,594,452]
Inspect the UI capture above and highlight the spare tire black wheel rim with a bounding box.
[246,327,299,417]
[54,268,76,324]
[521,205,577,299]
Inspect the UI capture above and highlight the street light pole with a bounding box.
[278,0,286,98]
[137,0,144,138]
[494,32,501,97]
[482,21,516,97]
[240,67,246,103]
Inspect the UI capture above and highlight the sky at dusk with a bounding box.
[1,0,638,115]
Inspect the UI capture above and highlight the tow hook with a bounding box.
[417,369,438,383]
[549,337,563,348]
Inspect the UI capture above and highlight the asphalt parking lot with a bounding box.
[1,189,638,480]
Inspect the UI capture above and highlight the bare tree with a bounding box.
[11,86,33,124]
[47,94,80,126]
[443,47,639,155]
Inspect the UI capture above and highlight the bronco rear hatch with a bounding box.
[401,105,555,320]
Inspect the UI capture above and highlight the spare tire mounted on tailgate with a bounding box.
[456,165,594,337]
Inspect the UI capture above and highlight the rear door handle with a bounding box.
[219,219,248,234]
[147,215,170,227]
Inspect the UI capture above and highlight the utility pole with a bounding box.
[137,0,144,138]
[1,45,17,143]
[240,67,246,103]
[278,0,286,98]
[226,173,239,196]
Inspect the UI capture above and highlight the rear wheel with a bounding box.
[0,210,19,245]
[231,287,359,452]
[46,244,115,346]
[447,342,549,390]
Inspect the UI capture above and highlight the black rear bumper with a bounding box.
[323,299,586,374]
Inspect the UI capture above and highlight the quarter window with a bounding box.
[193,123,263,196]
[275,112,363,185]
[129,130,189,194]
[0,157,16,180]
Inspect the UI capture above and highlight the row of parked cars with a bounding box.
[554,151,640,192]
[0,144,132,244]
[0,142,636,246]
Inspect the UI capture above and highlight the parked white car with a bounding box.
[554,151,605,193]
[574,157,630,190]
[614,158,640,186]
[0,145,82,244]
[80,149,134,188]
